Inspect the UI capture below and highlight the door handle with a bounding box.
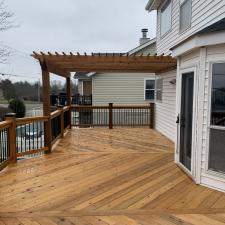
[176,115,180,124]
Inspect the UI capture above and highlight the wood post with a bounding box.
[40,61,52,153]
[58,106,64,138]
[109,103,113,129]
[150,103,155,129]
[66,77,72,129]
[5,113,17,163]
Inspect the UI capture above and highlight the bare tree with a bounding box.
[0,1,14,63]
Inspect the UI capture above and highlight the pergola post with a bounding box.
[66,76,72,129]
[40,61,52,153]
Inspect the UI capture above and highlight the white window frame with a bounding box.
[160,0,172,37]
[206,61,225,179]
[144,79,155,101]
[179,0,192,33]
[156,77,163,102]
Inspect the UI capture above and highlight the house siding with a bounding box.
[176,45,225,191]
[155,70,177,142]
[156,0,225,55]
[92,73,155,105]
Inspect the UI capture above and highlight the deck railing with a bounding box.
[71,103,155,129]
[72,95,92,105]
[0,106,72,171]
[0,121,11,170]
[50,110,62,144]
[0,103,154,171]
[16,116,48,158]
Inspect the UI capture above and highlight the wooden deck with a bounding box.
[1,128,225,225]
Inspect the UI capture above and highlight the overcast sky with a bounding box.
[0,0,156,83]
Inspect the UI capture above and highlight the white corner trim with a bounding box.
[86,72,96,77]
[172,31,225,57]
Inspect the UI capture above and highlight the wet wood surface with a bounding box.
[0,128,225,224]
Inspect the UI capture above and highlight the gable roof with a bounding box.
[128,38,156,55]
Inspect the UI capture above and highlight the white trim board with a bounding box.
[172,31,225,57]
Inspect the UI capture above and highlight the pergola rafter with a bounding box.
[32,51,177,74]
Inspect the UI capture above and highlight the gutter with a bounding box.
[145,0,155,11]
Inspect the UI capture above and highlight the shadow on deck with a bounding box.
[1,128,225,225]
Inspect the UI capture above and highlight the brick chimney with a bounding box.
[139,29,150,45]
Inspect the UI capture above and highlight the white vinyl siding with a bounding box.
[156,0,225,55]
[92,73,155,105]
[155,70,177,141]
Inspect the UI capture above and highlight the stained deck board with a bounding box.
[0,128,225,224]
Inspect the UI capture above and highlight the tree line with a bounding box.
[0,79,78,102]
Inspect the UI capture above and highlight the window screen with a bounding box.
[209,63,225,173]
[180,0,192,32]
[161,0,172,36]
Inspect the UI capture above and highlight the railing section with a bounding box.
[16,117,48,158]
[72,95,92,105]
[63,106,71,130]
[71,103,155,128]
[50,106,71,145]
[0,121,11,170]
[50,110,61,144]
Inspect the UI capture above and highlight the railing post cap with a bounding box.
[5,113,16,118]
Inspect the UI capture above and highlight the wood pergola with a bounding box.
[33,51,176,113]
[32,51,177,116]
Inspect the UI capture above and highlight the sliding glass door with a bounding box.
[209,63,225,173]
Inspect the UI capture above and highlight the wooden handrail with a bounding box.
[16,116,48,126]
[50,110,61,119]
[71,105,109,110]
[0,121,12,130]
[63,106,70,112]
[71,105,151,110]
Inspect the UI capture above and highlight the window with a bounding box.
[160,0,172,36]
[209,63,225,173]
[156,78,163,101]
[180,0,192,32]
[145,79,155,101]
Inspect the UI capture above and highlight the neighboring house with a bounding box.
[146,0,225,192]
[74,29,156,106]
